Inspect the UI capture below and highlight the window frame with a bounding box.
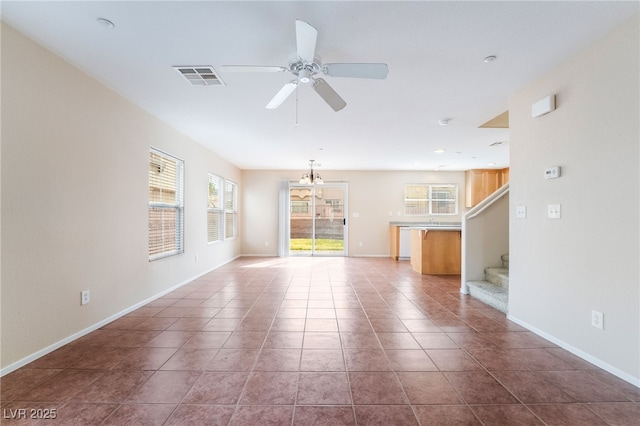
[224,179,238,240]
[404,183,458,216]
[148,148,185,261]
[207,173,224,244]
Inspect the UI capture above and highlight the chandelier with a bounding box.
[299,160,323,185]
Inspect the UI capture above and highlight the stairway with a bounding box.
[466,254,509,313]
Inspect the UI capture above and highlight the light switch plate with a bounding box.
[516,205,527,219]
[548,204,561,219]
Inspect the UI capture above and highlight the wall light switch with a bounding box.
[547,204,561,219]
[516,205,527,219]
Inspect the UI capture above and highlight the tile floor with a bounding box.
[1,257,639,425]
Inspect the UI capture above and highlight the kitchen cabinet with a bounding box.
[390,225,400,259]
[465,168,509,208]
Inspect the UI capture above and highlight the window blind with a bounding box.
[224,180,238,239]
[404,183,458,216]
[149,149,184,260]
[207,173,223,243]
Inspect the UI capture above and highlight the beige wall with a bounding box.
[1,23,241,371]
[509,15,639,383]
[242,169,466,256]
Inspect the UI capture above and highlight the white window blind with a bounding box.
[404,184,458,216]
[430,184,457,214]
[404,184,429,215]
[207,173,223,243]
[224,180,237,239]
[148,149,184,260]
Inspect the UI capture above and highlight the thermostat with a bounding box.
[544,166,561,179]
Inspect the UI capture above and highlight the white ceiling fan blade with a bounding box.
[296,20,317,63]
[266,81,299,109]
[313,78,346,112]
[221,65,287,73]
[322,63,389,79]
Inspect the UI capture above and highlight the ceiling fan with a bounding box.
[221,20,388,112]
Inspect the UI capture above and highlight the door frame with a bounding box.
[281,181,348,257]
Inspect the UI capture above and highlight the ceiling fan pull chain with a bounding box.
[295,84,299,127]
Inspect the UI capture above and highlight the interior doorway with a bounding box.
[288,182,347,256]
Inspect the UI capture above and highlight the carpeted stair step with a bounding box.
[501,254,509,269]
[485,267,509,288]
[466,280,509,313]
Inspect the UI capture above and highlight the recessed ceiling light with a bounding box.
[483,55,497,63]
[488,162,496,166]
[434,149,445,154]
[438,119,450,126]
[96,17,115,28]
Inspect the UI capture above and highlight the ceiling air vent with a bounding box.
[174,66,225,86]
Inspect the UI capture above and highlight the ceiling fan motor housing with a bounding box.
[289,58,321,83]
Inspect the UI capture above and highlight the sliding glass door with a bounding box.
[289,182,347,256]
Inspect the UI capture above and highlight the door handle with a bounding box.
[343,218,346,226]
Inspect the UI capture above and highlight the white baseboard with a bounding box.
[0,259,237,377]
[507,314,640,388]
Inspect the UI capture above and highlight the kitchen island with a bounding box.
[390,222,461,275]
[410,227,461,275]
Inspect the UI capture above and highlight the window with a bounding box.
[207,173,223,243]
[325,199,343,214]
[404,184,458,216]
[149,149,184,260]
[291,201,309,214]
[224,179,238,239]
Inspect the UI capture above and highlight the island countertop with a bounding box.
[389,222,461,260]
[389,221,461,226]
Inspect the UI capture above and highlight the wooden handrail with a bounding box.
[465,182,510,220]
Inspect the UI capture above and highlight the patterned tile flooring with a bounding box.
[1,257,639,425]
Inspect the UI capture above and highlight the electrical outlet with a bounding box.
[81,289,90,306]
[591,310,604,330]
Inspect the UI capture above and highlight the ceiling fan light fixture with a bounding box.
[298,68,311,83]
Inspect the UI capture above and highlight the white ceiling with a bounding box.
[2,1,638,171]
